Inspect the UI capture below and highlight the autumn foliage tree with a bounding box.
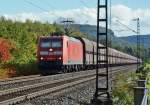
[0,38,13,62]
[0,38,16,78]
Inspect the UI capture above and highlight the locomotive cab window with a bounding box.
[52,41,62,48]
[40,39,62,48]
[41,41,50,48]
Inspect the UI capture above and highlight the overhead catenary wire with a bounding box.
[113,16,139,34]
[113,29,130,32]
[79,0,97,15]
[116,20,138,34]
[24,0,73,26]
[36,0,57,10]
[35,0,77,33]
[37,0,90,24]
[79,0,104,25]
[24,0,95,25]
[25,0,82,33]
[111,16,131,33]
[80,0,94,9]
[23,0,57,17]
[24,0,123,34]
[32,0,83,24]
[24,0,49,12]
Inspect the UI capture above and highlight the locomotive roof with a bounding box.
[39,35,64,38]
[39,35,81,43]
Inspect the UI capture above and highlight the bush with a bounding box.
[112,73,137,105]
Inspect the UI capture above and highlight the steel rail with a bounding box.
[0,75,40,83]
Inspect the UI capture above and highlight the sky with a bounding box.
[0,0,150,37]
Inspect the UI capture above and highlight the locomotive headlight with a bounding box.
[58,57,62,60]
[40,51,49,55]
[49,48,53,52]
[40,57,44,60]
[53,51,62,55]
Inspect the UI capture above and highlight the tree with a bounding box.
[0,38,14,62]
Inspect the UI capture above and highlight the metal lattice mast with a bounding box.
[133,18,140,70]
[137,18,140,67]
[94,0,112,104]
[61,18,74,36]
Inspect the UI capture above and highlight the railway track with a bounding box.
[0,70,96,91]
[0,65,137,105]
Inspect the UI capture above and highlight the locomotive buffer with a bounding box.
[92,0,112,105]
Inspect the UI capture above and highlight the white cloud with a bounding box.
[3,13,40,22]
[111,4,150,26]
[112,4,133,25]
[111,4,150,36]
[1,5,150,36]
[2,8,97,24]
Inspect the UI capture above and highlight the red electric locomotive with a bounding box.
[37,35,83,75]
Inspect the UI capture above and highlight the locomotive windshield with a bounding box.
[52,41,61,48]
[40,39,62,48]
[41,41,50,48]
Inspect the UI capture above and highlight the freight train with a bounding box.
[37,34,141,75]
